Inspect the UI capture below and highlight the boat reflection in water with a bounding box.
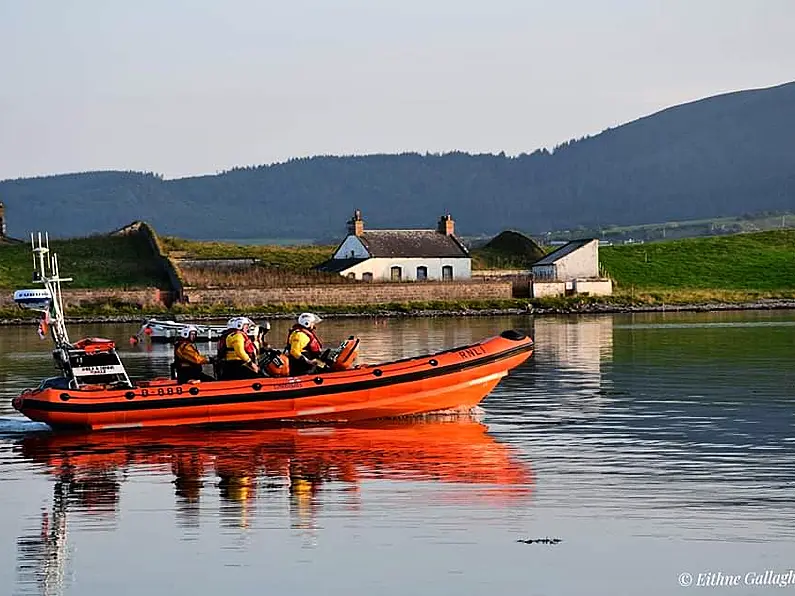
[13,416,531,592]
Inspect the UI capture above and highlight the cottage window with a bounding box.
[347,272,356,280]
[442,265,453,281]
[416,266,428,280]
[362,272,373,282]
[390,266,402,281]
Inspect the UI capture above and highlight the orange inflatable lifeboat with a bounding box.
[14,330,533,431]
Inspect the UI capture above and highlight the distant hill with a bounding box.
[1,81,794,240]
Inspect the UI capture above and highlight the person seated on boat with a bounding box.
[254,320,272,359]
[173,325,215,383]
[216,317,260,380]
[285,312,324,376]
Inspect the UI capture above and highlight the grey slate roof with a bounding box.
[532,239,595,266]
[315,258,369,273]
[357,230,469,258]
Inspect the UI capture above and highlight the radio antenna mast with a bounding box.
[30,232,72,346]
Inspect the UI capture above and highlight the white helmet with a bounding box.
[297,312,321,329]
[180,325,199,339]
[227,317,251,331]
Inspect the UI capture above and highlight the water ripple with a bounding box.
[2,313,795,595]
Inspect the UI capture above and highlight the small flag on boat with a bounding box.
[37,311,51,340]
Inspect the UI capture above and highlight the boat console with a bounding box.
[52,339,133,389]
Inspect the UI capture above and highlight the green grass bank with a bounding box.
[2,227,795,320]
[0,233,171,289]
[600,229,795,303]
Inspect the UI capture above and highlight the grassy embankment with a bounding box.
[0,234,170,289]
[158,237,339,287]
[2,228,794,319]
[600,229,795,304]
[0,233,171,318]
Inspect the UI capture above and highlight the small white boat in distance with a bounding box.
[135,318,264,344]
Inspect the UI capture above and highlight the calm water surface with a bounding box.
[2,312,795,595]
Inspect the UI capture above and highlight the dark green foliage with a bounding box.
[473,230,546,268]
[2,82,794,241]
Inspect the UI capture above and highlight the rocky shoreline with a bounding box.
[2,299,795,326]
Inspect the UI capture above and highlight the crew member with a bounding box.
[254,320,272,360]
[173,325,214,383]
[217,317,260,380]
[286,312,324,376]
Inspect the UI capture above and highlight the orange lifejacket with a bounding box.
[217,329,257,362]
[174,339,207,368]
[286,324,323,358]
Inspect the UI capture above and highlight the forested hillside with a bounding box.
[2,81,793,241]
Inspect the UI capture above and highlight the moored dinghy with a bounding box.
[11,233,534,430]
[133,318,263,344]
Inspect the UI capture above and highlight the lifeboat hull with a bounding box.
[14,330,533,431]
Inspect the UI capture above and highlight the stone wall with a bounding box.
[184,280,513,307]
[2,282,512,310]
[531,278,613,298]
[531,281,567,298]
[574,279,613,296]
[178,258,259,269]
[471,271,533,298]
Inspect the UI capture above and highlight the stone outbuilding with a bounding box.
[531,238,613,297]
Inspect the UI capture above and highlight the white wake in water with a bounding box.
[0,417,51,435]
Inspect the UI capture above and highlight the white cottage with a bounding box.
[315,211,471,281]
[531,238,613,297]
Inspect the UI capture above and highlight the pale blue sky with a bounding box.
[1,0,793,180]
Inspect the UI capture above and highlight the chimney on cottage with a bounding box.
[0,202,6,238]
[437,213,455,236]
[347,209,364,236]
